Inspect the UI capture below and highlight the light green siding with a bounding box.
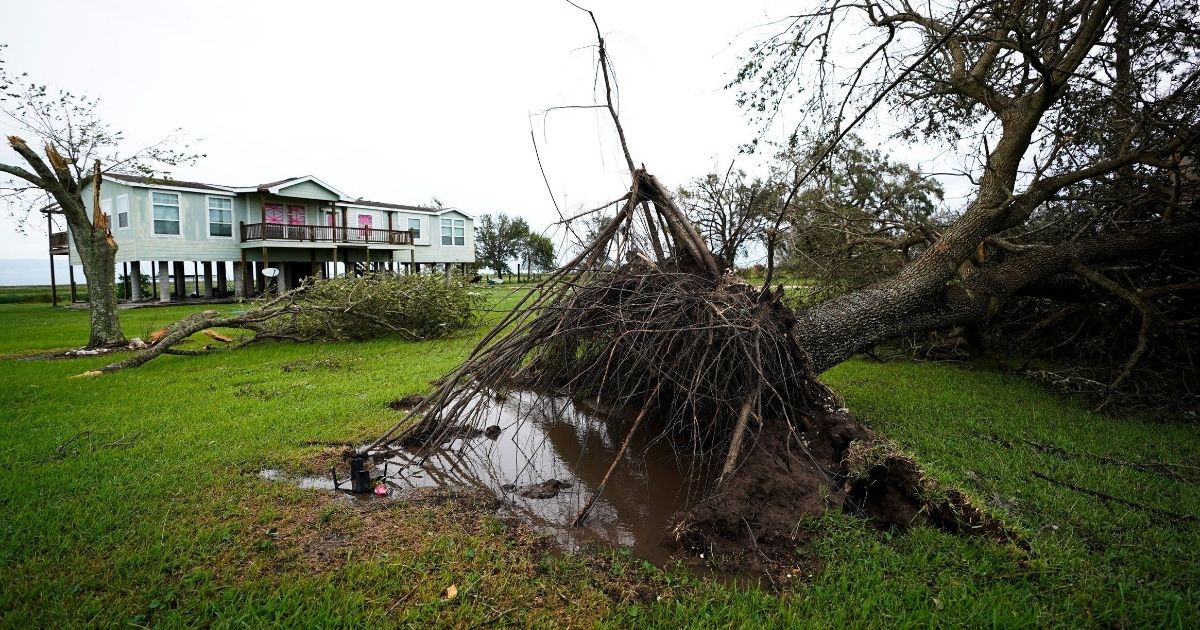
[394,210,476,264]
[68,178,475,267]
[275,180,339,201]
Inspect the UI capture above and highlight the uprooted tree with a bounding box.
[0,48,202,348]
[361,6,1020,571]
[360,0,1196,566]
[738,0,1198,379]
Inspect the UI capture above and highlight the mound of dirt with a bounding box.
[673,409,1010,574]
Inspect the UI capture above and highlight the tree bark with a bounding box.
[793,222,1200,373]
[5,139,126,348]
[74,226,126,347]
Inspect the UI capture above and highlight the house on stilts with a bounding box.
[45,174,475,304]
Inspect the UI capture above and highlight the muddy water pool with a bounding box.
[264,392,709,566]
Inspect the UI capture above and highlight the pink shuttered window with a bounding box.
[263,203,284,224]
[357,214,373,228]
[288,206,305,225]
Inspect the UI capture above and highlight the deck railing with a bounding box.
[239,222,413,245]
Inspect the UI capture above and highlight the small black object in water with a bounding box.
[349,456,372,493]
[483,425,502,439]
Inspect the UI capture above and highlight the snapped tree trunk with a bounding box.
[73,225,125,348]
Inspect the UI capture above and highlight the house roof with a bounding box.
[93,172,462,215]
[341,200,474,219]
[104,172,233,192]
[243,175,350,199]
[343,199,437,212]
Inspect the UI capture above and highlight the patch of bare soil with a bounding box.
[388,394,425,411]
[673,409,1012,576]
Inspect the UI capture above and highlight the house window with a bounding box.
[208,197,233,237]
[115,194,129,229]
[263,203,285,224]
[288,205,305,225]
[408,217,422,239]
[441,217,465,246]
[152,191,181,235]
[358,214,373,228]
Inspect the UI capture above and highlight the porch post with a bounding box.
[158,261,171,303]
[203,261,214,298]
[130,261,143,301]
[216,261,227,295]
[233,262,244,298]
[173,261,186,298]
[48,213,58,308]
[68,264,78,303]
[236,249,247,298]
[150,261,158,299]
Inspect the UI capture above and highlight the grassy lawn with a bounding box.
[0,291,1196,627]
[0,284,89,305]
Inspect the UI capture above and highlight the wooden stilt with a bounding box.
[48,214,58,307]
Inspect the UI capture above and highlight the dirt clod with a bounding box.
[389,394,425,410]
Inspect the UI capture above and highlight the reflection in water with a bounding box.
[381,391,706,566]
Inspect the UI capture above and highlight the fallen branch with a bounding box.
[572,381,662,527]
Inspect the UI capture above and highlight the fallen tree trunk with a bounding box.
[791,222,1200,374]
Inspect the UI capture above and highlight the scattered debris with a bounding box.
[1031,471,1197,522]
[53,430,91,460]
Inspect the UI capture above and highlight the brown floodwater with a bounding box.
[261,391,709,567]
[379,391,710,566]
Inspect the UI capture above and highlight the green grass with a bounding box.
[0,284,89,305]
[0,295,1197,627]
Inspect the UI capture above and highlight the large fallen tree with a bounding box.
[364,0,1198,567]
[360,8,1015,572]
[365,166,1004,569]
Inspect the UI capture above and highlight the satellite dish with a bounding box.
[261,267,280,278]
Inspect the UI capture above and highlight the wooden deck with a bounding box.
[239,222,413,245]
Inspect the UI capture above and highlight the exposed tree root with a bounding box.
[359,8,1011,571]
[365,166,1009,571]
[672,411,1009,574]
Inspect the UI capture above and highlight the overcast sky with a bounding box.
[2,1,966,283]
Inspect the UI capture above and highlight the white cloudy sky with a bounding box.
[1,0,964,281]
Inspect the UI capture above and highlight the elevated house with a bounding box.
[49,174,475,302]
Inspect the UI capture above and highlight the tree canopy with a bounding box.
[724,0,1198,409]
